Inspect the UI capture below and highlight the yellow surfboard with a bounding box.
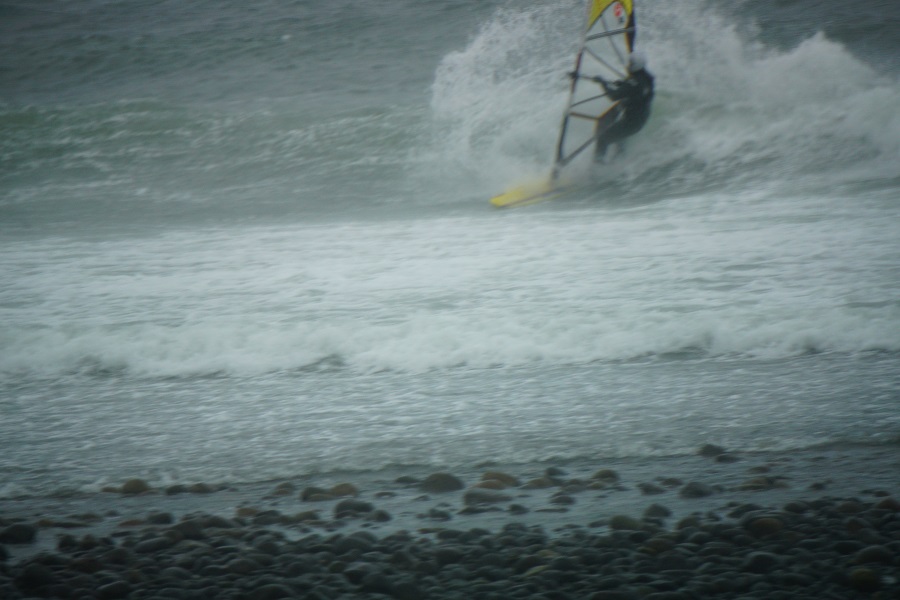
[489,178,562,209]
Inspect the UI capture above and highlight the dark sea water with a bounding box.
[1,0,898,498]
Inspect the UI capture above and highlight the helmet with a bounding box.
[627,51,647,73]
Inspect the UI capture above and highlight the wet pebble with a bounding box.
[334,498,374,518]
[0,524,37,545]
[420,472,465,493]
[120,479,152,495]
[679,482,715,498]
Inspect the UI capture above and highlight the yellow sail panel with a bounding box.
[588,0,633,30]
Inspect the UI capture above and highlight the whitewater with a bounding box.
[0,0,898,498]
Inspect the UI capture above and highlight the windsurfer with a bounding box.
[588,51,654,161]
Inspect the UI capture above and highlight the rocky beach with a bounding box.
[2,445,898,599]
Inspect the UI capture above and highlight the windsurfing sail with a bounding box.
[552,0,636,179]
[490,0,636,208]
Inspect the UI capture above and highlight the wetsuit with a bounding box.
[595,67,654,159]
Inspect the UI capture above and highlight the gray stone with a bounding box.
[391,579,423,600]
[853,545,895,565]
[226,557,262,575]
[15,563,55,588]
[434,546,464,566]
[639,482,666,495]
[644,593,691,600]
[420,472,465,493]
[96,580,132,599]
[333,533,374,555]
[202,515,237,529]
[134,536,174,554]
[0,523,37,544]
[609,515,642,530]
[549,556,580,571]
[697,444,726,457]
[679,482,715,498]
[463,488,512,505]
[741,551,782,573]
[171,518,206,539]
[343,561,377,584]
[120,478,152,494]
[656,551,691,571]
[360,571,394,595]
[147,512,174,525]
[160,566,193,580]
[848,567,882,592]
[779,572,815,587]
[334,498,374,518]
[250,583,295,600]
[643,504,672,519]
[251,510,284,526]
[589,591,639,600]
[368,509,392,522]
[715,453,740,463]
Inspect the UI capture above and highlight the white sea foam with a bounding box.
[2,205,898,379]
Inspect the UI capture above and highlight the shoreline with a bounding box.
[2,445,898,598]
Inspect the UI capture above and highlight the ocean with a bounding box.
[1,0,898,499]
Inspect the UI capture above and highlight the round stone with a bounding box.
[120,478,151,494]
[420,473,465,493]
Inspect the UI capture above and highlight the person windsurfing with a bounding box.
[588,50,654,161]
